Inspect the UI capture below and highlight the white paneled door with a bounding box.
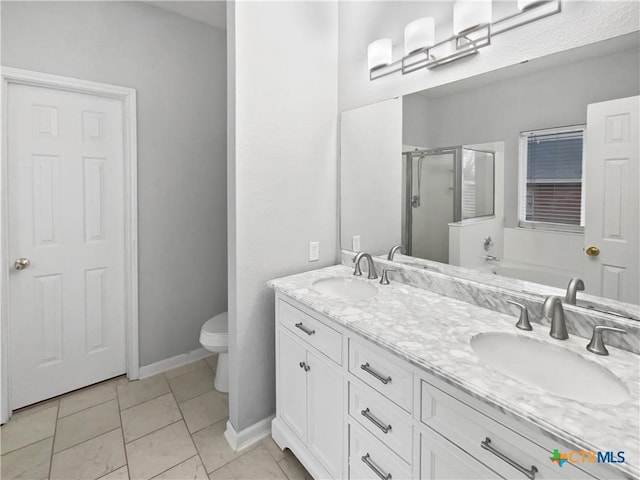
[7,83,127,409]
[584,96,640,304]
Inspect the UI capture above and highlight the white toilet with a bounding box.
[199,312,229,393]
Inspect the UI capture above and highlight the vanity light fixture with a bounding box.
[367,38,392,71]
[404,17,436,55]
[369,0,561,80]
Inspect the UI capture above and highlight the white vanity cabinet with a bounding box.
[272,293,622,480]
[273,297,344,479]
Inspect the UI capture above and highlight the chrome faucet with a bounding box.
[353,252,378,280]
[542,296,568,340]
[387,244,405,261]
[565,278,585,305]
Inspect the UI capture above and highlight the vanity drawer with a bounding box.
[279,300,342,364]
[349,422,412,480]
[348,339,413,413]
[420,380,597,480]
[348,380,413,463]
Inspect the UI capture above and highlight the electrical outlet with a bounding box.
[352,235,361,252]
[309,241,319,262]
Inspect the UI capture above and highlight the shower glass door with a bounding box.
[404,148,460,263]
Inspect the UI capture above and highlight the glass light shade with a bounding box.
[404,17,436,55]
[367,38,392,70]
[517,0,546,10]
[453,0,492,35]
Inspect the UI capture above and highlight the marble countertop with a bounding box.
[268,264,640,479]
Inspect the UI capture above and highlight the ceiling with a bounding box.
[148,1,226,30]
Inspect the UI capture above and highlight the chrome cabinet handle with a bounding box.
[361,408,392,434]
[294,322,315,336]
[361,453,392,480]
[298,361,310,372]
[361,362,392,385]
[481,437,538,480]
[14,258,30,270]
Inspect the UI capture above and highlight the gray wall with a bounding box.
[228,1,338,431]
[411,46,640,227]
[2,1,228,366]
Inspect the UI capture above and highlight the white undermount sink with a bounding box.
[312,277,378,300]
[470,332,631,405]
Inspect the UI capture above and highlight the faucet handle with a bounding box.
[506,300,532,331]
[586,325,627,356]
[352,253,363,276]
[380,268,397,285]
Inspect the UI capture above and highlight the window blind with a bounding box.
[522,129,584,226]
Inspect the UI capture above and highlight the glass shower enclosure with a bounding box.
[402,146,495,263]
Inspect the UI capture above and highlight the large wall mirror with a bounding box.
[340,32,640,318]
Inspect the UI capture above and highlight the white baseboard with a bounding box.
[138,347,212,379]
[224,415,275,452]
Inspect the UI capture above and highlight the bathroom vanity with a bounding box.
[269,265,639,480]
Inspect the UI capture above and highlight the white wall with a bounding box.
[1,1,227,367]
[341,98,402,256]
[338,1,640,112]
[228,1,338,432]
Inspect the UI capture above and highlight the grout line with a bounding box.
[119,390,174,414]
[124,419,184,445]
[47,400,61,479]
[147,454,201,480]
[49,426,122,457]
[57,395,116,419]
[114,380,131,480]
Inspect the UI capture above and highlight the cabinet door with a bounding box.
[307,348,344,479]
[421,429,502,480]
[278,329,308,442]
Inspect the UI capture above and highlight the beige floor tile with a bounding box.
[277,451,312,480]
[152,455,208,479]
[192,419,246,473]
[50,428,126,480]
[225,446,287,480]
[179,390,228,433]
[0,436,52,480]
[59,382,117,418]
[99,465,130,479]
[261,436,286,463]
[168,367,214,403]
[205,355,218,372]
[121,393,182,443]
[125,421,196,480]
[54,399,121,453]
[0,404,57,454]
[164,360,209,380]
[11,397,60,419]
[117,375,171,410]
[208,464,236,480]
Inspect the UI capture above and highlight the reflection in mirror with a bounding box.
[340,33,640,317]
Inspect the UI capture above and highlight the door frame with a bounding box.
[0,67,139,422]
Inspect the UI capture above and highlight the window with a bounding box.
[518,125,585,231]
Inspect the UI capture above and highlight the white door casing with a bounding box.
[584,96,640,304]
[1,68,138,421]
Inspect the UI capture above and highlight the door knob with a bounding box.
[585,246,600,257]
[14,258,30,270]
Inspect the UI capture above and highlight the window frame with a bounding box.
[517,124,586,233]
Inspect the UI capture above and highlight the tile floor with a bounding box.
[1,356,312,480]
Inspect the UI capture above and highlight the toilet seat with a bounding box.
[200,312,228,350]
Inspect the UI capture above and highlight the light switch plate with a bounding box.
[309,241,319,262]
[352,235,361,252]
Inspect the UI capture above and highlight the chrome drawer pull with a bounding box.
[361,408,392,434]
[361,453,392,480]
[481,437,538,480]
[361,362,392,384]
[294,322,315,336]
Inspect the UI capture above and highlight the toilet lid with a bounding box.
[202,312,228,335]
